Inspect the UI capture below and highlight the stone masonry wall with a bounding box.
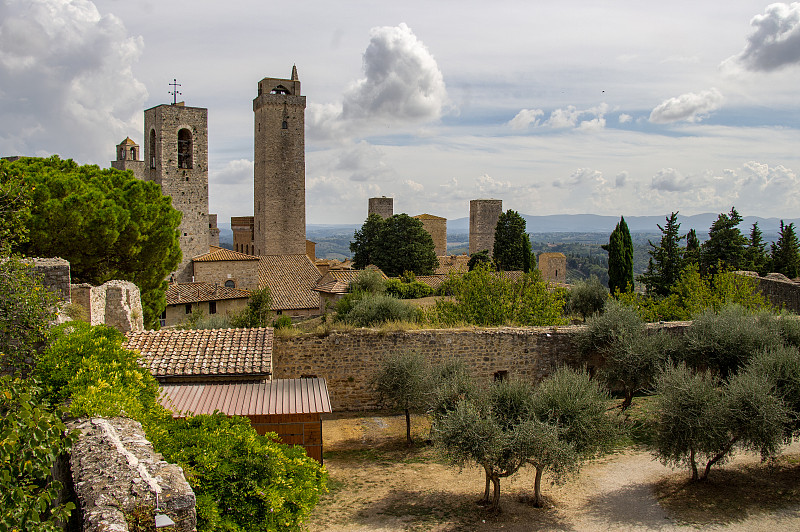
[469,199,502,256]
[29,257,71,302]
[67,417,196,532]
[274,327,591,410]
[193,260,260,290]
[745,272,800,314]
[368,197,394,219]
[274,324,691,411]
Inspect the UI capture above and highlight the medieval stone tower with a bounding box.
[111,138,145,180]
[368,197,394,219]
[469,199,503,256]
[253,66,306,256]
[143,103,210,282]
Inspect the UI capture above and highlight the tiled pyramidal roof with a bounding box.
[193,246,259,262]
[124,328,273,379]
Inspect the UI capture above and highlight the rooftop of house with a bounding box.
[160,378,332,417]
[124,328,273,380]
[414,213,446,220]
[258,255,322,310]
[314,267,387,295]
[193,246,260,262]
[166,282,251,305]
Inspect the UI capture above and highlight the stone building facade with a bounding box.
[368,197,394,219]
[538,252,567,283]
[110,137,145,179]
[253,66,307,256]
[144,103,211,282]
[414,213,447,256]
[70,280,144,333]
[469,199,503,256]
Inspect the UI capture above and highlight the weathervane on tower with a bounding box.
[169,79,182,105]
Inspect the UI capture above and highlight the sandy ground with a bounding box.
[307,413,800,531]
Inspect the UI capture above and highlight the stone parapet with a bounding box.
[68,417,196,532]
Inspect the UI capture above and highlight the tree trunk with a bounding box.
[701,440,736,481]
[405,408,412,445]
[490,474,501,512]
[479,465,491,505]
[532,466,544,507]
[621,390,634,411]
[690,448,698,481]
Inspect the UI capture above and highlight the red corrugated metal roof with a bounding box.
[160,378,332,417]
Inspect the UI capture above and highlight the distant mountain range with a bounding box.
[216,213,800,245]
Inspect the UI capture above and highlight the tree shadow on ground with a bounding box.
[653,458,800,526]
[353,488,575,532]
[582,480,676,529]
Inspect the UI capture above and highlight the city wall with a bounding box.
[64,417,196,532]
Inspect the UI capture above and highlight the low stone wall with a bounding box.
[274,326,593,410]
[746,272,800,313]
[67,417,196,532]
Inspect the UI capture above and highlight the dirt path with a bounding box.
[308,414,800,531]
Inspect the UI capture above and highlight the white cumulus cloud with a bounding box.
[649,88,723,124]
[724,3,800,72]
[507,108,544,129]
[213,159,253,184]
[0,0,147,163]
[309,23,448,140]
[541,103,608,130]
[650,168,695,192]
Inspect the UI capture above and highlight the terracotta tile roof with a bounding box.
[414,275,445,290]
[120,137,137,145]
[193,246,259,262]
[435,255,470,276]
[258,255,322,310]
[313,268,387,295]
[124,328,273,379]
[160,378,332,416]
[166,282,251,305]
[414,213,446,220]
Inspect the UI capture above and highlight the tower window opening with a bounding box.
[271,85,290,95]
[149,129,156,168]
[130,146,137,160]
[282,120,288,129]
[178,128,193,169]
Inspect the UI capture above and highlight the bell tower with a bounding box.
[253,65,306,256]
[143,102,210,282]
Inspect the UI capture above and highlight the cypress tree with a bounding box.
[771,221,800,279]
[602,216,634,294]
[493,210,532,272]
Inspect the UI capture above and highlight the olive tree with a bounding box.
[372,352,431,444]
[652,363,787,481]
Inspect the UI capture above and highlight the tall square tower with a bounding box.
[143,103,210,282]
[253,66,306,256]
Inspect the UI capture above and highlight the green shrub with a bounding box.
[683,304,784,378]
[339,294,419,327]
[272,315,293,329]
[349,268,386,295]
[385,278,434,299]
[778,314,800,348]
[0,377,77,531]
[230,287,272,328]
[617,265,773,322]
[157,414,327,531]
[432,265,566,326]
[579,299,644,356]
[567,276,607,320]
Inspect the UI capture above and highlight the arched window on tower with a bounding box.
[178,128,193,169]
[149,129,156,168]
[130,146,137,160]
[282,120,288,129]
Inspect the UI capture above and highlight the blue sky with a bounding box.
[3,1,800,224]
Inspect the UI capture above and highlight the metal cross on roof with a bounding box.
[169,79,182,105]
